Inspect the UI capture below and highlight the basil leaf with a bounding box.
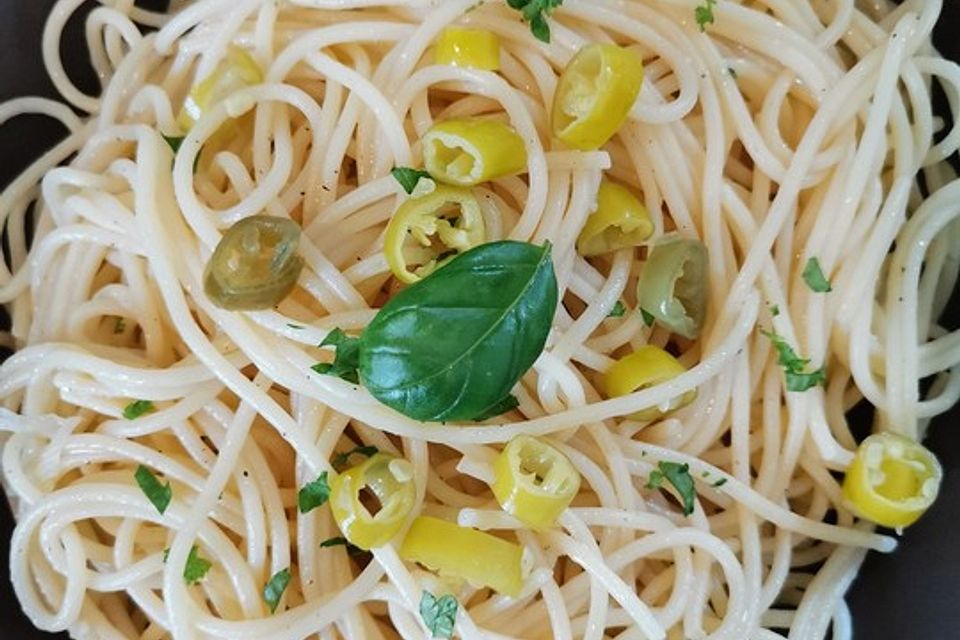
[312,328,360,384]
[263,567,291,613]
[360,241,558,422]
[297,471,331,513]
[331,445,379,470]
[183,545,212,585]
[802,257,832,293]
[420,590,458,638]
[471,393,520,422]
[123,400,155,420]
[135,465,172,514]
[391,167,433,194]
[608,301,626,318]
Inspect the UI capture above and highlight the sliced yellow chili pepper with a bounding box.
[637,234,709,340]
[399,516,524,596]
[384,184,486,283]
[422,118,527,187]
[551,43,644,151]
[178,46,263,131]
[434,27,501,71]
[330,453,416,550]
[603,346,697,421]
[492,435,580,529]
[577,179,654,257]
[842,432,942,528]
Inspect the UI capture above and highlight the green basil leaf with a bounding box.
[802,257,832,293]
[471,393,520,422]
[123,400,155,420]
[297,471,331,513]
[391,167,433,194]
[657,461,696,516]
[331,445,379,470]
[263,567,291,613]
[134,465,172,514]
[420,590,458,638]
[359,241,558,422]
[312,328,360,384]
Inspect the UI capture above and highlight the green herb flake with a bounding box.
[184,545,212,585]
[297,471,331,513]
[712,477,728,488]
[641,308,656,327]
[646,461,696,516]
[134,465,172,514]
[113,316,126,334]
[312,328,361,384]
[420,590,459,638]
[726,66,738,79]
[471,393,520,422]
[608,301,626,318]
[123,399,155,420]
[391,167,433,194]
[320,536,368,556]
[263,567,291,613]
[507,0,564,44]
[761,329,827,392]
[802,257,832,293]
[769,304,780,317]
[287,323,304,330]
[695,0,718,31]
[163,135,185,153]
[331,445,379,471]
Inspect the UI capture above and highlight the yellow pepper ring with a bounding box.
[492,435,580,530]
[422,118,528,187]
[434,27,501,71]
[384,184,486,284]
[178,46,263,131]
[577,179,654,257]
[551,43,644,151]
[603,346,697,421]
[842,432,942,529]
[329,453,416,550]
[399,516,525,596]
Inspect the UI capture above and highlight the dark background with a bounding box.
[1,1,958,639]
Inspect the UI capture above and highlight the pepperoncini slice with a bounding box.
[178,46,263,130]
[842,433,942,529]
[203,215,304,311]
[492,435,580,529]
[577,179,654,257]
[637,234,708,340]
[330,453,416,550]
[422,119,528,187]
[434,27,501,71]
[603,346,697,421]
[551,43,644,151]
[384,184,486,283]
[399,516,524,597]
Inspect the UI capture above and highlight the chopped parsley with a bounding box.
[263,567,291,613]
[312,328,361,384]
[645,461,696,516]
[762,329,827,392]
[641,308,656,327]
[113,316,126,334]
[123,399,155,420]
[712,477,728,487]
[391,167,433,194]
[802,257,832,293]
[506,0,564,43]
[134,465,172,514]
[608,300,626,318]
[331,445,379,471]
[769,304,780,317]
[298,471,331,513]
[695,0,717,31]
[420,590,458,638]
[320,536,368,556]
[183,545,213,585]
[287,323,304,330]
